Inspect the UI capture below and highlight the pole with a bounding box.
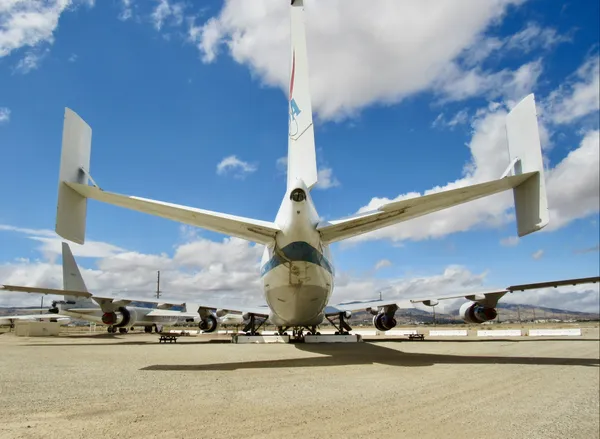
[433,305,436,326]
[156,271,161,299]
[40,296,43,315]
[517,305,521,323]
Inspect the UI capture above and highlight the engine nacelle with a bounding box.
[459,302,497,324]
[199,314,218,333]
[373,313,397,332]
[101,307,138,328]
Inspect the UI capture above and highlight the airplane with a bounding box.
[46,0,572,340]
[410,276,600,323]
[1,242,208,334]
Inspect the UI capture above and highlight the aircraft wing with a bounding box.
[410,275,600,308]
[325,299,400,316]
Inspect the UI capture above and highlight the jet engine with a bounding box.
[101,307,138,328]
[198,314,218,333]
[373,313,397,332]
[459,302,497,324]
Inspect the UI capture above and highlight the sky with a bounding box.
[0,0,598,314]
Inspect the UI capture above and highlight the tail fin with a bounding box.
[56,108,92,245]
[288,0,318,190]
[505,94,549,237]
[62,242,93,306]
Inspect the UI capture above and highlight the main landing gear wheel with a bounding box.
[107,326,117,334]
[119,328,128,334]
[144,326,152,333]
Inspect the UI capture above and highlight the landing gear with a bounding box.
[242,314,267,336]
[144,326,152,333]
[118,327,128,334]
[326,312,353,335]
[107,326,117,334]
[273,325,321,341]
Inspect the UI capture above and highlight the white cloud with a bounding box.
[544,53,600,125]
[543,130,600,231]
[531,249,544,260]
[151,0,185,31]
[0,0,92,59]
[374,259,392,271]
[275,156,287,173]
[500,236,519,247]
[1,229,597,314]
[13,47,49,74]
[432,109,469,129]
[314,167,340,190]
[188,0,535,121]
[118,0,133,21]
[0,107,10,123]
[216,155,258,178]
[68,53,77,62]
[0,224,125,262]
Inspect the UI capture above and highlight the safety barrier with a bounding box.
[528,328,582,336]
[477,330,522,337]
[428,329,468,336]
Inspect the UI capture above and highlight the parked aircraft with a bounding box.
[411,276,600,323]
[49,0,571,339]
[1,242,204,334]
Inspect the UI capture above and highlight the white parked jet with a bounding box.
[52,0,554,339]
[1,242,203,334]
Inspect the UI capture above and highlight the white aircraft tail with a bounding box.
[62,242,94,307]
[505,93,549,236]
[56,108,92,245]
[287,0,318,191]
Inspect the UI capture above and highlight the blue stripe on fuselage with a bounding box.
[260,241,334,276]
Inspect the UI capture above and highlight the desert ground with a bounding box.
[0,326,598,439]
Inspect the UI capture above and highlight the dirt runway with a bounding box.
[1,328,598,439]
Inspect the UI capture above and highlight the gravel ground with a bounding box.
[0,328,598,439]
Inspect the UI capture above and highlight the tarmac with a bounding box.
[0,326,598,439]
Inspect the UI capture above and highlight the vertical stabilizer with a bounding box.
[505,94,549,237]
[288,0,318,190]
[62,242,93,306]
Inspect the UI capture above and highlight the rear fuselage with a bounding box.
[260,180,334,327]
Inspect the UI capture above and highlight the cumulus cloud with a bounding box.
[1,226,598,313]
[341,67,599,246]
[118,0,134,21]
[186,0,542,121]
[314,167,340,190]
[13,48,49,74]
[531,249,544,260]
[500,236,520,247]
[216,155,257,178]
[544,53,600,125]
[374,259,392,271]
[0,0,92,59]
[151,0,185,31]
[0,107,10,123]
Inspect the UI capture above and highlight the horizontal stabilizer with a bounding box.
[317,172,534,244]
[65,182,280,245]
[1,285,91,297]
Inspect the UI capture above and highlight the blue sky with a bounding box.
[0,0,598,312]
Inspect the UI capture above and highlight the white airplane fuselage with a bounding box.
[260,180,334,327]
